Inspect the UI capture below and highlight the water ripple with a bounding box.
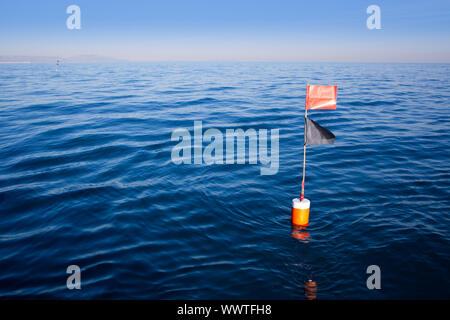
[0,62,449,299]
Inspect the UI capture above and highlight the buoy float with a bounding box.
[291,198,310,226]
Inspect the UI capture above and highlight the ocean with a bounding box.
[0,62,449,299]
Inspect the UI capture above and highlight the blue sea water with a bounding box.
[0,62,449,299]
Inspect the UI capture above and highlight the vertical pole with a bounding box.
[301,108,307,200]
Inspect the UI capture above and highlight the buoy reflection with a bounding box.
[291,225,310,242]
[304,278,317,300]
[290,225,316,299]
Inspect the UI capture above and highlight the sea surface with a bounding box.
[0,62,449,299]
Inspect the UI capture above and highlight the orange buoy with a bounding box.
[291,198,310,226]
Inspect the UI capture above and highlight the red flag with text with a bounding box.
[305,85,337,110]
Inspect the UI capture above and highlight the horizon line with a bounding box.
[1,60,450,64]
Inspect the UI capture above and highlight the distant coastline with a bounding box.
[0,61,32,64]
[0,55,124,64]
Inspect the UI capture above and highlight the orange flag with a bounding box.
[305,85,337,110]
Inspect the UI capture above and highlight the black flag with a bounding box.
[304,118,335,146]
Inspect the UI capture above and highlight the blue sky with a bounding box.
[0,0,449,62]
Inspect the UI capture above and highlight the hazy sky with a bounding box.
[1,0,449,62]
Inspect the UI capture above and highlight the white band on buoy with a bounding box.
[292,198,310,209]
